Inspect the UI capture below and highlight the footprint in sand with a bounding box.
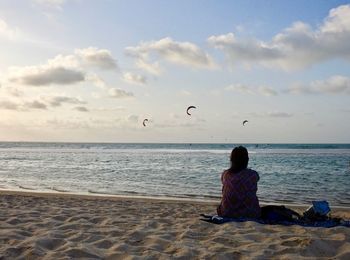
[281,237,312,247]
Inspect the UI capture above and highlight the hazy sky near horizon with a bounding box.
[0,0,349,143]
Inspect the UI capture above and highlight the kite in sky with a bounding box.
[186,106,196,116]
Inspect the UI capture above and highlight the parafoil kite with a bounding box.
[186,106,196,116]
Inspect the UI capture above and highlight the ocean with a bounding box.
[0,142,349,207]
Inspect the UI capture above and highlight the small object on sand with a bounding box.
[303,201,330,220]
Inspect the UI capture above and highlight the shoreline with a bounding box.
[1,188,350,210]
[0,189,218,205]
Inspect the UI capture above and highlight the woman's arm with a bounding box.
[217,171,236,216]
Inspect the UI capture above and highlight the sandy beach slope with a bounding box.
[1,190,350,259]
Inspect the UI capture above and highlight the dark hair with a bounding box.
[229,146,249,173]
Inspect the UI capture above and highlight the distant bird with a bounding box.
[186,106,196,116]
[142,119,149,127]
[242,120,248,126]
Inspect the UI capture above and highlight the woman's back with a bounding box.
[217,168,261,218]
[217,146,261,218]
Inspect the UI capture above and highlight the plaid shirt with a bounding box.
[217,168,261,218]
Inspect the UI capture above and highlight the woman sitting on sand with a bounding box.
[217,146,261,218]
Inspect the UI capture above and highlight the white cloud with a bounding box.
[122,72,147,85]
[208,4,350,70]
[93,107,125,112]
[42,95,86,107]
[126,115,139,124]
[2,87,23,97]
[178,90,192,96]
[0,18,21,40]
[249,111,293,118]
[9,66,85,86]
[0,95,87,111]
[0,99,47,111]
[267,111,293,118]
[258,86,278,96]
[126,37,217,69]
[108,88,134,98]
[288,75,350,95]
[312,75,350,94]
[225,83,277,96]
[73,106,89,112]
[24,100,47,110]
[8,54,84,86]
[86,74,107,89]
[7,47,117,87]
[225,83,255,95]
[46,118,91,129]
[34,0,66,10]
[75,47,117,70]
[0,100,20,110]
[135,59,162,75]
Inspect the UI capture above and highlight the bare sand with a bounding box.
[1,190,350,259]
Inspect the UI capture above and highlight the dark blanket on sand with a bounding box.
[200,205,350,228]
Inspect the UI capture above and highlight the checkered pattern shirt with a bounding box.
[217,168,261,218]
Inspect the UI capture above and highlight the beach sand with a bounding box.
[1,191,350,259]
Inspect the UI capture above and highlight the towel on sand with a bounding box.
[200,213,350,227]
[200,204,350,228]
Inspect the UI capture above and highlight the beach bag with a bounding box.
[261,205,301,222]
[303,201,331,221]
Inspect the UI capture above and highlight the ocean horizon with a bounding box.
[1,142,349,207]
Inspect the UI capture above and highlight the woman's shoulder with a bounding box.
[221,169,231,180]
[243,168,260,180]
[240,168,259,176]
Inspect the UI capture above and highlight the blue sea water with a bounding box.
[0,142,349,206]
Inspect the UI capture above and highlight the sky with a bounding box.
[0,0,349,143]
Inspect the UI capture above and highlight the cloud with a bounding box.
[0,18,20,40]
[0,100,20,110]
[85,73,107,89]
[113,114,141,128]
[42,95,86,107]
[73,106,89,112]
[24,100,47,110]
[33,0,66,10]
[8,54,85,86]
[154,114,206,128]
[267,111,293,118]
[122,72,147,85]
[75,47,117,70]
[126,115,139,124]
[108,88,134,98]
[135,59,162,75]
[0,99,47,111]
[225,83,278,96]
[154,122,202,128]
[46,118,90,129]
[208,4,350,70]
[0,93,87,112]
[288,75,350,95]
[249,111,293,118]
[9,66,85,86]
[258,86,278,96]
[225,83,255,95]
[178,90,192,96]
[93,107,125,112]
[1,86,23,97]
[126,37,216,69]
[7,47,118,87]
